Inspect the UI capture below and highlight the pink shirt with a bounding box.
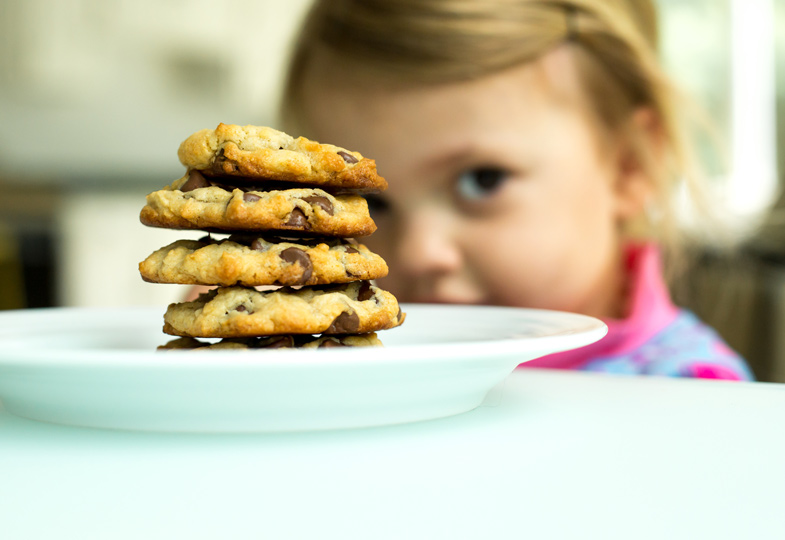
[522,244,752,380]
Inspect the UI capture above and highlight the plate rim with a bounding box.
[0,304,608,368]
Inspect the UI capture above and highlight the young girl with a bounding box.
[279,0,753,380]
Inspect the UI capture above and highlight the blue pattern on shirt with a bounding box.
[579,311,754,380]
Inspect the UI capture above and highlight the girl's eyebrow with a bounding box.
[422,144,476,169]
[421,139,519,171]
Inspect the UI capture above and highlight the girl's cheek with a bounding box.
[462,213,529,285]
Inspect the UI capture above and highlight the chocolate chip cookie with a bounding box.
[140,172,375,236]
[163,281,404,338]
[139,235,388,287]
[141,124,404,350]
[159,333,382,350]
[177,123,387,193]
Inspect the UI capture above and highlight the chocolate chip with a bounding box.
[357,281,374,302]
[235,305,248,312]
[279,247,313,284]
[212,148,239,174]
[302,196,334,216]
[181,170,210,191]
[243,193,261,203]
[284,208,309,229]
[250,238,267,251]
[263,336,294,349]
[344,246,359,254]
[325,310,360,334]
[337,151,359,164]
[319,339,347,348]
[397,308,403,322]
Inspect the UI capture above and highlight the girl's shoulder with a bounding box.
[581,310,755,381]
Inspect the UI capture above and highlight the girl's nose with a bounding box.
[394,206,463,278]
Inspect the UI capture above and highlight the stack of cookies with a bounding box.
[139,123,404,350]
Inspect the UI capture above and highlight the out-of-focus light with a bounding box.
[728,0,777,218]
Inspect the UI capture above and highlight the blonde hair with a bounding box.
[281,0,724,277]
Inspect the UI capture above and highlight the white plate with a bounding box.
[0,305,606,433]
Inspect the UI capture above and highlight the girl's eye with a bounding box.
[454,168,508,201]
[364,194,391,217]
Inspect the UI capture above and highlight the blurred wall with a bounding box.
[0,0,313,180]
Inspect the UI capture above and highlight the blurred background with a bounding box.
[1,0,785,380]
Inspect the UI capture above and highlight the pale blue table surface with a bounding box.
[1,368,784,540]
